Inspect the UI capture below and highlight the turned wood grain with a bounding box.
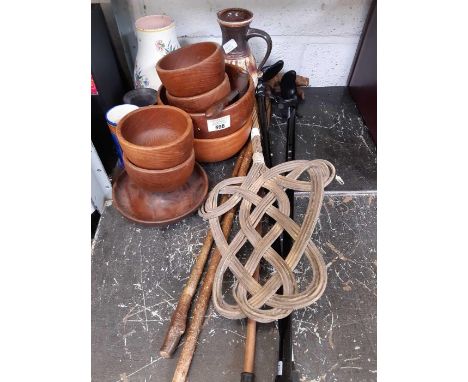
[166,73,231,113]
[123,150,195,193]
[158,64,254,139]
[156,42,225,97]
[117,105,193,170]
[204,69,249,119]
[193,117,251,163]
[112,162,208,226]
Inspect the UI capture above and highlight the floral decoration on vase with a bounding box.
[134,64,150,88]
[156,40,178,54]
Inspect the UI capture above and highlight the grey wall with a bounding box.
[111,0,372,86]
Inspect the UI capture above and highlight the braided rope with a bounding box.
[199,110,335,323]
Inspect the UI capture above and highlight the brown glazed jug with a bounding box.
[217,8,272,85]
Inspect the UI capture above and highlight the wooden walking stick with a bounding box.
[240,264,260,382]
[160,143,251,358]
[171,142,254,382]
[240,68,279,382]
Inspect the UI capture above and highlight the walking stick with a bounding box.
[256,60,283,164]
[160,142,252,358]
[171,142,254,382]
[240,61,285,382]
[274,70,301,382]
[240,263,260,382]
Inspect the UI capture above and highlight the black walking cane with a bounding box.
[273,70,301,382]
[240,60,285,382]
[256,60,284,163]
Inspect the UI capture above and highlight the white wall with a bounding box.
[123,0,372,86]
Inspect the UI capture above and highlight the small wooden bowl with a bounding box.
[158,64,254,139]
[193,117,251,162]
[117,105,193,170]
[123,150,195,192]
[156,42,225,97]
[166,73,231,113]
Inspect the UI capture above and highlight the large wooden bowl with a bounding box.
[166,73,230,113]
[156,42,225,97]
[158,64,254,139]
[117,105,193,170]
[123,150,195,192]
[193,117,251,162]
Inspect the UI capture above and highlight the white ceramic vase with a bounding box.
[134,15,180,90]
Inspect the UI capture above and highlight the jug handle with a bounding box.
[246,28,272,70]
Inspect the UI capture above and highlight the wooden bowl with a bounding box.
[112,163,208,226]
[123,150,195,192]
[193,117,251,162]
[166,73,231,113]
[117,105,193,170]
[157,64,254,139]
[156,42,225,97]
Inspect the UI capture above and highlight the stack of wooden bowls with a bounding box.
[116,105,195,192]
[156,41,254,162]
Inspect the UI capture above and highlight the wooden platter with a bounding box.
[112,162,208,226]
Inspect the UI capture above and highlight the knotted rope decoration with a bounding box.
[199,110,335,323]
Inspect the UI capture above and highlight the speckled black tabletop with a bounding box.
[92,87,377,382]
